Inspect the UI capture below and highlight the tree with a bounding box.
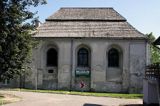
[0,0,46,80]
[146,33,160,63]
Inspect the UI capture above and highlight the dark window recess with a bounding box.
[47,48,58,66]
[48,69,54,73]
[78,48,89,67]
[108,48,119,67]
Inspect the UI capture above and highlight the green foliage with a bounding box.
[146,33,160,63]
[0,0,46,80]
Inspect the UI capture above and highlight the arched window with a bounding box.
[47,48,58,67]
[108,48,119,67]
[78,48,89,67]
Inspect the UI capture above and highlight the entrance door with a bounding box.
[75,67,90,91]
[75,47,91,91]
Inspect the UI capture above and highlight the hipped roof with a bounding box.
[35,7,146,39]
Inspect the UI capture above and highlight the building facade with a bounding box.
[24,8,148,93]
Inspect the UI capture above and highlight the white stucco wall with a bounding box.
[129,41,146,93]
[26,38,147,93]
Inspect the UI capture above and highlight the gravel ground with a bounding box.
[0,90,142,106]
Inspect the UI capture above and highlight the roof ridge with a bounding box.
[46,19,126,21]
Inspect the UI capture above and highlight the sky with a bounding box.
[31,0,160,38]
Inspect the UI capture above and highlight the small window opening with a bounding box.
[47,48,58,67]
[108,48,119,67]
[77,48,89,67]
[48,70,54,73]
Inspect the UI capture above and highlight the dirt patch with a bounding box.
[0,93,21,104]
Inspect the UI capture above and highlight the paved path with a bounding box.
[0,90,142,106]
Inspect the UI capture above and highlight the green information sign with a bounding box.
[75,68,90,77]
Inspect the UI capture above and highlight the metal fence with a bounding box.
[145,63,160,79]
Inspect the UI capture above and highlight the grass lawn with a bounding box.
[13,88,143,99]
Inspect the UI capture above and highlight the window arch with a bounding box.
[77,48,89,67]
[47,48,58,67]
[108,48,119,67]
